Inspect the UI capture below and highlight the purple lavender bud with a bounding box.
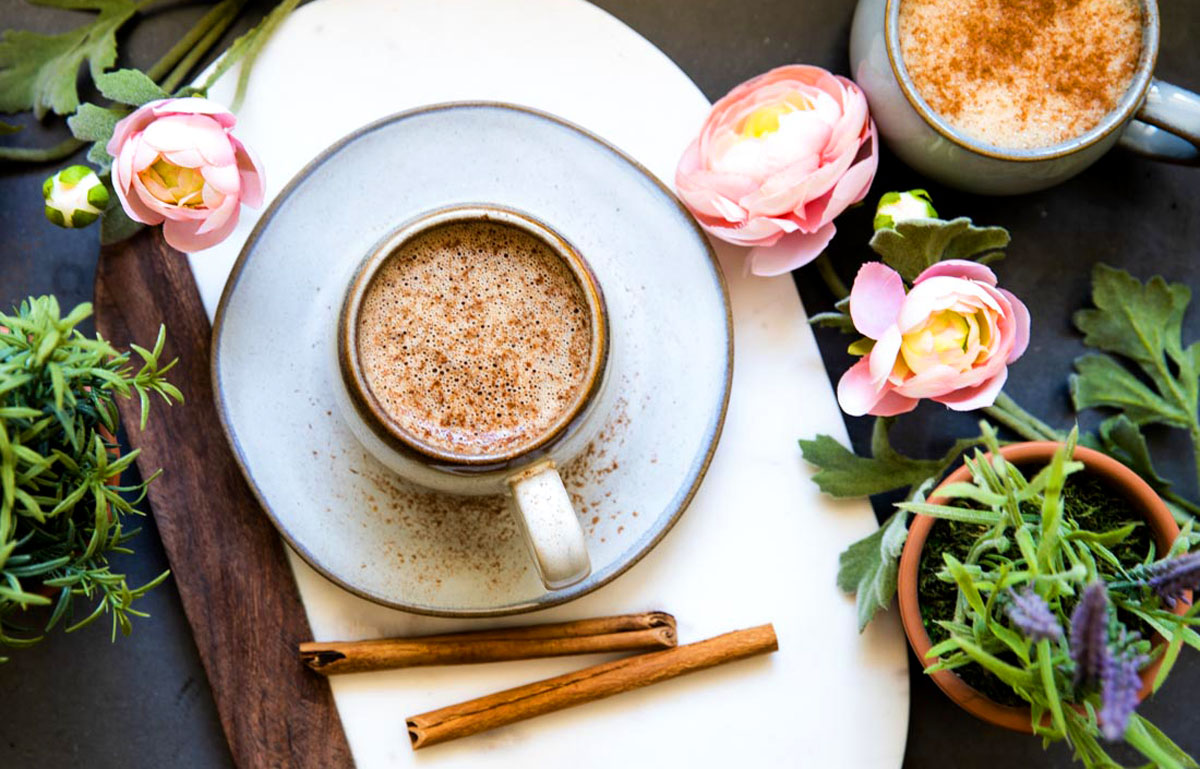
[1007,586,1063,642]
[1147,552,1200,609]
[1099,644,1147,741]
[1070,582,1110,687]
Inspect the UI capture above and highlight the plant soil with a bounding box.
[918,470,1154,709]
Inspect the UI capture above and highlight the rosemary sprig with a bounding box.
[0,296,181,662]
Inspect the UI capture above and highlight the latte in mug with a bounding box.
[355,219,594,459]
[898,0,1143,149]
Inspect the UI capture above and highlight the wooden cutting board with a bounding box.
[94,228,354,769]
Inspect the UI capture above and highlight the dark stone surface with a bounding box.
[1,0,1197,766]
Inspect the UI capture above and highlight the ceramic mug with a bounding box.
[332,204,616,590]
[849,0,1200,194]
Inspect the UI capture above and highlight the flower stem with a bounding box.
[1189,424,1200,509]
[991,392,1063,442]
[145,0,238,84]
[0,136,85,164]
[815,254,850,301]
[160,0,247,94]
[1164,489,1200,518]
[981,404,1048,443]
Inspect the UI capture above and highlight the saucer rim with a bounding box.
[211,101,733,617]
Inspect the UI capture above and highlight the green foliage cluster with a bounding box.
[909,426,1197,768]
[0,297,181,662]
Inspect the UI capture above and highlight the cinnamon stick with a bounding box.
[405,623,778,750]
[300,612,676,675]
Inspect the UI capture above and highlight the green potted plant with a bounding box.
[0,296,181,662]
[894,425,1199,768]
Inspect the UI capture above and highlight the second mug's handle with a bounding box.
[1118,79,1200,165]
[507,460,591,590]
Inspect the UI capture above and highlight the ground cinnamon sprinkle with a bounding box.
[898,0,1142,149]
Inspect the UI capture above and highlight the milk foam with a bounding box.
[356,220,592,457]
[899,0,1142,149]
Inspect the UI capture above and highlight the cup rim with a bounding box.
[338,203,610,468]
[883,0,1160,162]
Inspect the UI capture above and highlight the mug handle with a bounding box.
[507,460,591,590]
[1118,79,1200,165]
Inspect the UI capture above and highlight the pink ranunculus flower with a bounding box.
[107,98,265,252]
[837,260,1031,417]
[674,65,878,276]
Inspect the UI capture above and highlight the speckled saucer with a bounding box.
[212,103,732,616]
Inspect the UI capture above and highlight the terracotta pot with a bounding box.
[897,441,1186,733]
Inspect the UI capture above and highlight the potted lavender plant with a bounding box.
[894,426,1199,768]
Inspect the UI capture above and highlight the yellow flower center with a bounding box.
[900,310,982,374]
[138,158,206,208]
[739,93,813,138]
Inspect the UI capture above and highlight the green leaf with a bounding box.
[1086,415,1174,492]
[0,121,19,134]
[954,638,1037,690]
[896,501,1004,526]
[808,310,855,332]
[1072,265,1199,438]
[66,102,124,142]
[1075,264,1190,368]
[837,510,908,632]
[868,217,1010,282]
[100,192,143,245]
[800,417,978,499]
[94,68,165,106]
[1125,714,1194,769]
[944,553,987,617]
[1037,639,1067,738]
[1070,354,1189,427]
[0,0,138,119]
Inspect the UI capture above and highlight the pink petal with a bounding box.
[746,222,837,274]
[114,141,136,197]
[131,139,159,173]
[892,363,964,399]
[999,288,1031,362]
[201,162,241,196]
[701,214,795,248]
[869,390,921,417]
[232,138,265,208]
[837,357,887,417]
[201,183,226,210]
[933,368,1008,411]
[850,262,906,339]
[826,81,871,160]
[162,204,240,252]
[868,323,902,383]
[739,152,824,219]
[915,259,998,286]
[807,131,879,228]
[195,193,239,235]
[113,177,164,226]
[897,277,1002,331]
[130,173,208,221]
[162,149,206,168]
[143,115,226,154]
[868,325,902,384]
[107,103,158,157]
[152,97,236,128]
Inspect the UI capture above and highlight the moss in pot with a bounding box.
[894,427,1200,769]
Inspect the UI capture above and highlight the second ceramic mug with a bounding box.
[850,0,1200,194]
[332,204,616,590]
